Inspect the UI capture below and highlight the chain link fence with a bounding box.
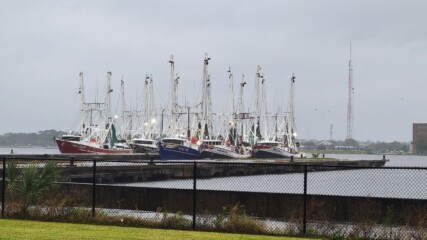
[1,156,426,239]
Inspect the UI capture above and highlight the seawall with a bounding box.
[56,183,426,225]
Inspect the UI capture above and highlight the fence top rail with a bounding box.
[1,154,427,170]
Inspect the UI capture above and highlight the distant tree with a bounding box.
[0,129,66,147]
[400,144,410,153]
[365,141,410,154]
[344,138,359,148]
[317,144,326,150]
[302,141,316,150]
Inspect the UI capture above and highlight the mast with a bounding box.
[227,68,236,145]
[78,72,85,113]
[104,71,113,119]
[287,73,297,148]
[228,67,235,118]
[144,74,150,138]
[150,74,155,138]
[261,74,267,140]
[120,76,126,125]
[238,74,246,116]
[119,76,127,138]
[254,65,262,142]
[207,74,213,139]
[100,71,114,146]
[78,72,86,136]
[288,73,295,129]
[169,55,179,135]
[201,53,211,140]
[238,74,247,141]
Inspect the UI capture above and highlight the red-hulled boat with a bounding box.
[56,71,131,154]
[56,135,131,154]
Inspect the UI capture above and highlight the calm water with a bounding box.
[0,147,59,155]
[118,166,426,199]
[119,153,427,199]
[1,147,426,167]
[1,147,426,199]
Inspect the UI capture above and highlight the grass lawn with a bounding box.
[0,219,316,240]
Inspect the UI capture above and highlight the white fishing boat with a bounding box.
[159,55,201,160]
[127,74,160,153]
[56,72,131,154]
[252,74,305,158]
[199,68,251,159]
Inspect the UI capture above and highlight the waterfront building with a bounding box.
[412,123,427,154]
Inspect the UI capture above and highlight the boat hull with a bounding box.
[129,143,159,154]
[56,138,132,154]
[252,145,301,158]
[159,143,201,160]
[200,146,251,159]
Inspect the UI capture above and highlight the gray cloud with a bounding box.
[1,0,426,141]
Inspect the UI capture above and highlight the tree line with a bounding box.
[0,129,66,147]
[301,139,411,154]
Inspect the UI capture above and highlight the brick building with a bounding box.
[412,123,427,154]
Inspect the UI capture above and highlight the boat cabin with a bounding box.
[161,138,186,145]
[134,139,156,145]
[259,141,280,147]
[61,135,81,141]
[201,140,223,146]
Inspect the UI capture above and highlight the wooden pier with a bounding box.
[0,154,389,183]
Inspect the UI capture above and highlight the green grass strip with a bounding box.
[0,219,315,240]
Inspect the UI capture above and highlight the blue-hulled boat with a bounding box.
[159,137,201,160]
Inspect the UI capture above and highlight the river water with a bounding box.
[1,147,426,199]
[0,147,60,155]
[1,147,426,166]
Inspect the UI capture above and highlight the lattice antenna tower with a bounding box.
[346,43,354,140]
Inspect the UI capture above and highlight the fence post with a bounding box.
[2,157,5,218]
[192,161,197,230]
[92,160,96,217]
[302,165,308,234]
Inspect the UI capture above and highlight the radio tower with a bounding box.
[346,43,354,141]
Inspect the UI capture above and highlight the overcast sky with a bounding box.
[1,0,426,142]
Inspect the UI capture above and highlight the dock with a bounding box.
[0,154,389,183]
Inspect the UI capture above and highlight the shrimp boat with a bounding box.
[56,72,131,154]
[252,74,305,158]
[199,68,251,159]
[128,139,158,153]
[159,137,201,160]
[56,121,130,154]
[125,75,159,154]
[158,55,201,160]
[199,139,251,159]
